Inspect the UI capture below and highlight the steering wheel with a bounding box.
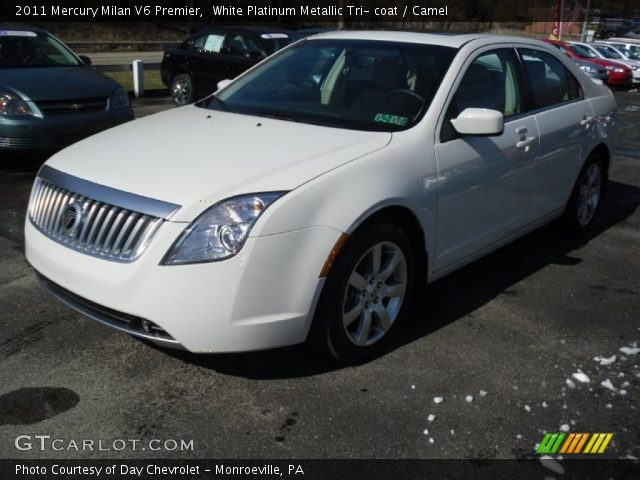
[384,89,426,104]
[22,53,49,65]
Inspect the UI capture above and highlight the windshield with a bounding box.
[0,30,80,68]
[200,39,456,131]
[570,44,598,59]
[594,45,623,59]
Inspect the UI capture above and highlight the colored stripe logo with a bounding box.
[536,433,613,455]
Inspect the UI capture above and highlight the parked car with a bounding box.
[571,41,640,83]
[288,28,336,43]
[0,26,133,152]
[544,41,608,82]
[26,32,616,362]
[595,40,640,60]
[161,26,290,105]
[546,40,632,87]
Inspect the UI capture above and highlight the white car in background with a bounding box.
[595,39,640,60]
[25,32,617,362]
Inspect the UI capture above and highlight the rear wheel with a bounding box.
[170,73,194,106]
[559,153,606,233]
[311,223,416,363]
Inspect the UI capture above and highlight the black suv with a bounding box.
[161,26,291,105]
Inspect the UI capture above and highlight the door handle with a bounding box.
[516,136,536,150]
[580,116,594,126]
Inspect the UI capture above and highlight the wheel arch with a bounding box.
[346,205,429,289]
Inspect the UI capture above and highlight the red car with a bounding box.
[544,39,632,87]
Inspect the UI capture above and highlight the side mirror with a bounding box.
[217,79,232,91]
[450,108,504,136]
[78,55,92,66]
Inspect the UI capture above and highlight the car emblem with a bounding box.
[69,103,82,109]
[60,202,83,236]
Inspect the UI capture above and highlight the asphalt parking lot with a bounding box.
[0,91,638,461]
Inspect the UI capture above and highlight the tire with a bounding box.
[559,153,606,234]
[170,73,194,106]
[310,223,416,363]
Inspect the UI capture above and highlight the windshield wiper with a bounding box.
[249,110,302,123]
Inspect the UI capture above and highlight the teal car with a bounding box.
[0,26,133,152]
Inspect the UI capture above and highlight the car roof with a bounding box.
[309,30,487,47]
[0,24,46,34]
[306,30,557,50]
[193,25,291,36]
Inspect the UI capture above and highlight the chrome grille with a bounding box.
[29,178,164,262]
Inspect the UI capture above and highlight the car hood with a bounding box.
[45,106,392,222]
[1,66,119,101]
[588,58,629,70]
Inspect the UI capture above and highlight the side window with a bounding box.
[441,49,522,142]
[192,34,225,54]
[223,34,263,58]
[519,48,582,110]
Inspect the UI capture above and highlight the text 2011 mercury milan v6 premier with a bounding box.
[25,32,616,362]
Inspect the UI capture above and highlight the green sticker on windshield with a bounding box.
[374,113,408,126]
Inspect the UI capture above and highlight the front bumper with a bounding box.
[0,108,133,151]
[607,71,633,86]
[25,218,341,353]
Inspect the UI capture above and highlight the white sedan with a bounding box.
[25,31,616,362]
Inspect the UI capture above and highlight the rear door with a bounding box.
[516,46,595,221]
[433,47,539,271]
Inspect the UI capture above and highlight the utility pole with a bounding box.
[581,0,591,42]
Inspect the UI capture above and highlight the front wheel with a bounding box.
[559,153,606,233]
[170,73,194,106]
[310,223,416,363]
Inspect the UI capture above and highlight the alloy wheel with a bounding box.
[577,163,601,226]
[342,241,408,347]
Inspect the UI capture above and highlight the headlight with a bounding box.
[109,87,130,110]
[606,66,625,73]
[0,90,38,116]
[162,192,286,265]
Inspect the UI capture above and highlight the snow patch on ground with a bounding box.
[601,379,617,392]
[524,405,531,412]
[594,354,617,366]
[620,345,640,356]
[560,424,570,432]
[428,437,435,444]
[566,379,576,389]
[542,401,548,408]
[427,414,436,422]
[433,397,444,404]
[423,429,429,435]
[465,395,474,403]
[479,390,488,397]
[572,371,590,383]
